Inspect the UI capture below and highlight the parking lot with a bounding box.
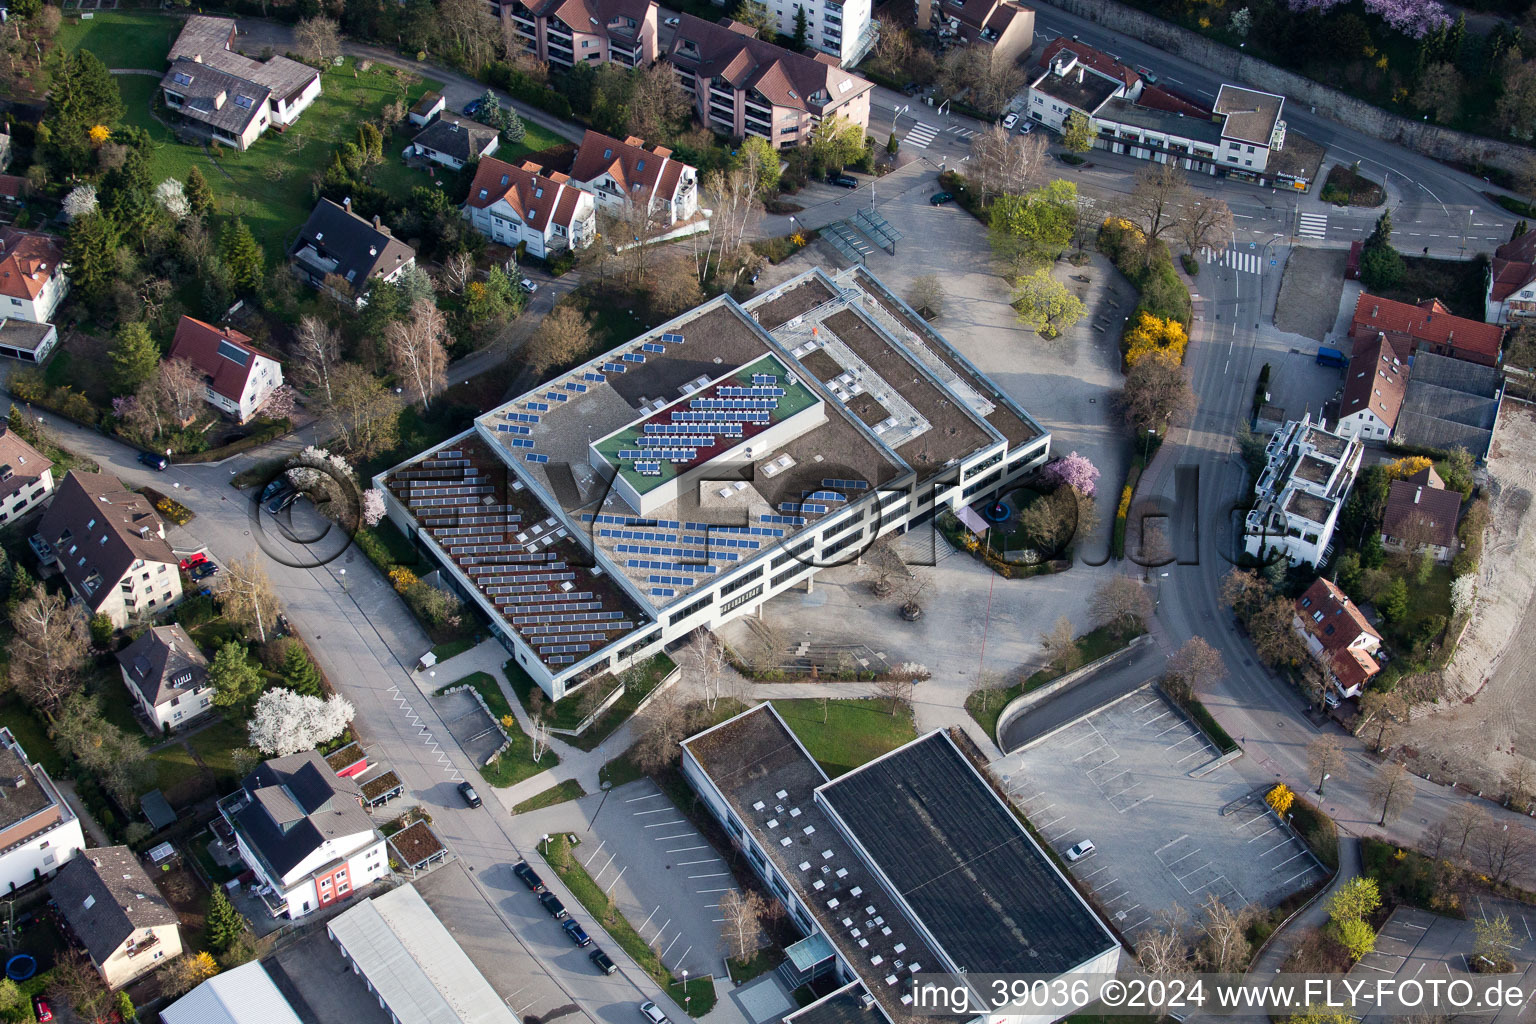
[578,779,740,980]
[1351,900,1536,1022]
[433,688,506,766]
[998,685,1327,939]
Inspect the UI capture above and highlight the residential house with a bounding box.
[764,0,877,66]
[665,16,874,147]
[116,625,215,734]
[1243,413,1364,567]
[1026,38,1141,133]
[503,0,659,68]
[161,961,304,1024]
[408,117,501,170]
[568,130,699,227]
[160,15,321,151]
[290,198,417,305]
[0,423,54,527]
[1350,292,1504,368]
[462,156,597,258]
[1486,229,1536,325]
[0,728,85,895]
[1211,84,1286,177]
[1292,577,1383,699]
[167,315,284,424]
[920,0,1033,68]
[1333,333,1409,442]
[217,750,389,919]
[34,470,184,629]
[0,227,69,325]
[1381,467,1462,564]
[408,91,446,127]
[52,846,182,989]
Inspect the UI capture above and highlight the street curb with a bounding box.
[995,633,1152,742]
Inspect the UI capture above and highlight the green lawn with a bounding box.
[505,653,677,751]
[512,778,587,813]
[771,699,916,778]
[58,10,179,70]
[966,624,1144,740]
[437,672,560,787]
[186,717,253,788]
[113,59,443,258]
[0,697,65,776]
[430,637,478,663]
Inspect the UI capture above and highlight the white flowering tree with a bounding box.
[62,185,99,221]
[248,689,356,757]
[1451,574,1477,618]
[154,179,190,220]
[362,488,386,527]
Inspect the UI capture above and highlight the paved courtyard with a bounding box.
[267,932,394,1024]
[434,688,506,767]
[997,685,1327,938]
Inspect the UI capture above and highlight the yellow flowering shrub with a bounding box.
[1124,312,1189,366]
[389,567,420,593]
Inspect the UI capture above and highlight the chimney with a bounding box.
[343,196,352,213]
[1371,304,1378,317]
[214,89,227,109]
[373,214,381,229]
[1414,487,1422,504]
[1447,330,1454,342]
[1077,66,1085,84]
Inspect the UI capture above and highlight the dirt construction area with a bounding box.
[1395,403,1536,792]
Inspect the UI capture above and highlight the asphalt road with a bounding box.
[998,638,1163,751]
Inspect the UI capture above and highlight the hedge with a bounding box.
[1185,696,1237,753]
[1097,217,1193,339]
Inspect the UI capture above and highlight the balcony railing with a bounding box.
[125,933,161,959]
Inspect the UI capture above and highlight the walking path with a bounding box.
[1250,836,1360,976]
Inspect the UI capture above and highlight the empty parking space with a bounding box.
[433,689,505,766]
[582,779,738,979]
[998,685,1327,941]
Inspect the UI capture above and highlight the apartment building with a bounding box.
[1243,413,1363,567]
[462,156,597,258]
[377,265,1048,699]
[0,227,69,326]
[666,16,873,147]
[503,0,659,68]
[569,130,699,227]
[1026,39,1141,132]
[0,727,85,894]
[34,471,184,629]
[0,424,53,528]
[919,0,1034,67]
[767,0,877,66]
[1333,333,1409,442]
[218,751,389,919]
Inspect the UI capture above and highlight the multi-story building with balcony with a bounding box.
[1243,413,1363,568]
[568,130,699,228]
[0,727,84,895]
[763,0,876,66]
[918,0,1033,67]
[503,0,659,68]
[218,751,388,919]
[666,15,873,148]
[463,156,598,258]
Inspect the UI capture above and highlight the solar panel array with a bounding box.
[823,478,869,490]
[780,502,829,515]
[762,513,807,526]
[662,332,686,344]
[384,441,645,668]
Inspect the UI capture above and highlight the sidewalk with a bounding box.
[1249,836,1358,976]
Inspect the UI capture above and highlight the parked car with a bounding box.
[1065,840,1096,861]
[190,562,220,580]
[590,947,618,975]
[827,173,858,189]
[513,861,546,892]
[929,191,954,206]
[463,98,484,116]
[519,278,538,294]
[260,477,292,502]
[539,892,568,920]
[1002,112,1019,129]
[138,451,169,471]
[32,998,51,1023]
[1015,121,1034,135]
[178,553,208,571]
[1323,689,1341,708]
[562,919,592,947]
[458,781,482,808]
[267,488,300,515]
[641,1001,671,1024]
[276,613,292,638]
[664,15,680,25]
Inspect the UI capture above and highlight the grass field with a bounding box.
[771,698,916,778]
[512,778,586,813]
[57,10,179,70]
[110,60,443,257]
[437,672,559,788]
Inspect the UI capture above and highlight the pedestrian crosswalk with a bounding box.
[904,121,940,148]
[946,125,979,140]
[1203,246,1263,275]
[1298,212,1328,239]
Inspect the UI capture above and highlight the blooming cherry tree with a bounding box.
[248,689,356,757]
[362,488,387,527]
[1042,451,1100,497]
[62,185,99,221]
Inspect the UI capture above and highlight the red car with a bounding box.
[32,996,51,1022]
[179,553,209,571]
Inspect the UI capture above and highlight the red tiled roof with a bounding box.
[1136,84,1210,117]
[1331,646,1379,693]
[1382,477,1461,551]
[569,130,692,208]
[168,316,276,403]
[666,14,873,115]
[1491,231,1536,304]
[1339,333,1410,430]
[1037,37,1140,91]
[0,228,64,302]
[1350,292,1504,367]
[0,175,24,200]
[1295,577,1381,656]
[465,156,585,235]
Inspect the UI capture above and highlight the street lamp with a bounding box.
[683,970,691,1014]
[1316,772,1330,797]
[892,103,909,133]
[542,833,550,855]
[338,568,347,592]
[1143,427,1157,464]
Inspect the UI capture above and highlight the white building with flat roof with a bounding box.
[378,267,1050,699]
[1243,413,1363,568]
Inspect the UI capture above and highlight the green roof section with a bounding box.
[592,353,819,495]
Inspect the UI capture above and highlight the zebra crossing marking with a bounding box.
[1298,212,1328,239]
[903,121,939,148]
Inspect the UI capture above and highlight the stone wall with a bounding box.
[1038,0,1534,174]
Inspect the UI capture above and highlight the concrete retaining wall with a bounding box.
[1036,0,1534,174]
[995,633,1153,742]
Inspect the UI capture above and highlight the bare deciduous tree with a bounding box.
[1448,802,1491,860]
[1168,636,1224,691]
[686,628,727,711]
[294,16,341,67]
[630,685,689,773]
[531,717,551,762]
[626,61,692,143]
[971,668,1011,714]
[1121,351,1196,435]
[1307,735,1348,796]
[1196,894,1253,973]
[1091,576,1153,637]
[875,675,914,716]
[1475,821,1535,886]
[718,888,769,963]
[1505,758,1536,812]
[1135,907,1191,978]
[968,126,1047,202]
[442,252,475,294]
[387,298,450,410]
[293,315,341,403]
[7,585,90,718]
[1175,197,1235,258]
[1356,690,1408,753]
[1040,616,1079,674]
[326,363,403,459]
[157,357,206,425]
[905,274,945,321]
[525,306,592,375]
[215,553,282,643]
[1368,762,1417,825]
[1123,162,1190,262]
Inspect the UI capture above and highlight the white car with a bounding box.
[1065,840,1096,862]
[519,278,538,294]
[1002,112,1019,129]
[640,1002,671,1024]
[664,15,680,25]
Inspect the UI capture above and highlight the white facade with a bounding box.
[0,321,59,364]
[210,350,283,424]
[1332,405,1393,442]
[463,190,596,260]
[0,466,53,528]
[0,729,85,895]
[95,558,184,631]
[1243,414,1363,567]
[272,76,322,126]
[232,827,388,920]
[121,669,215,734]
[1,271,67,325]
[766,0,874,65]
